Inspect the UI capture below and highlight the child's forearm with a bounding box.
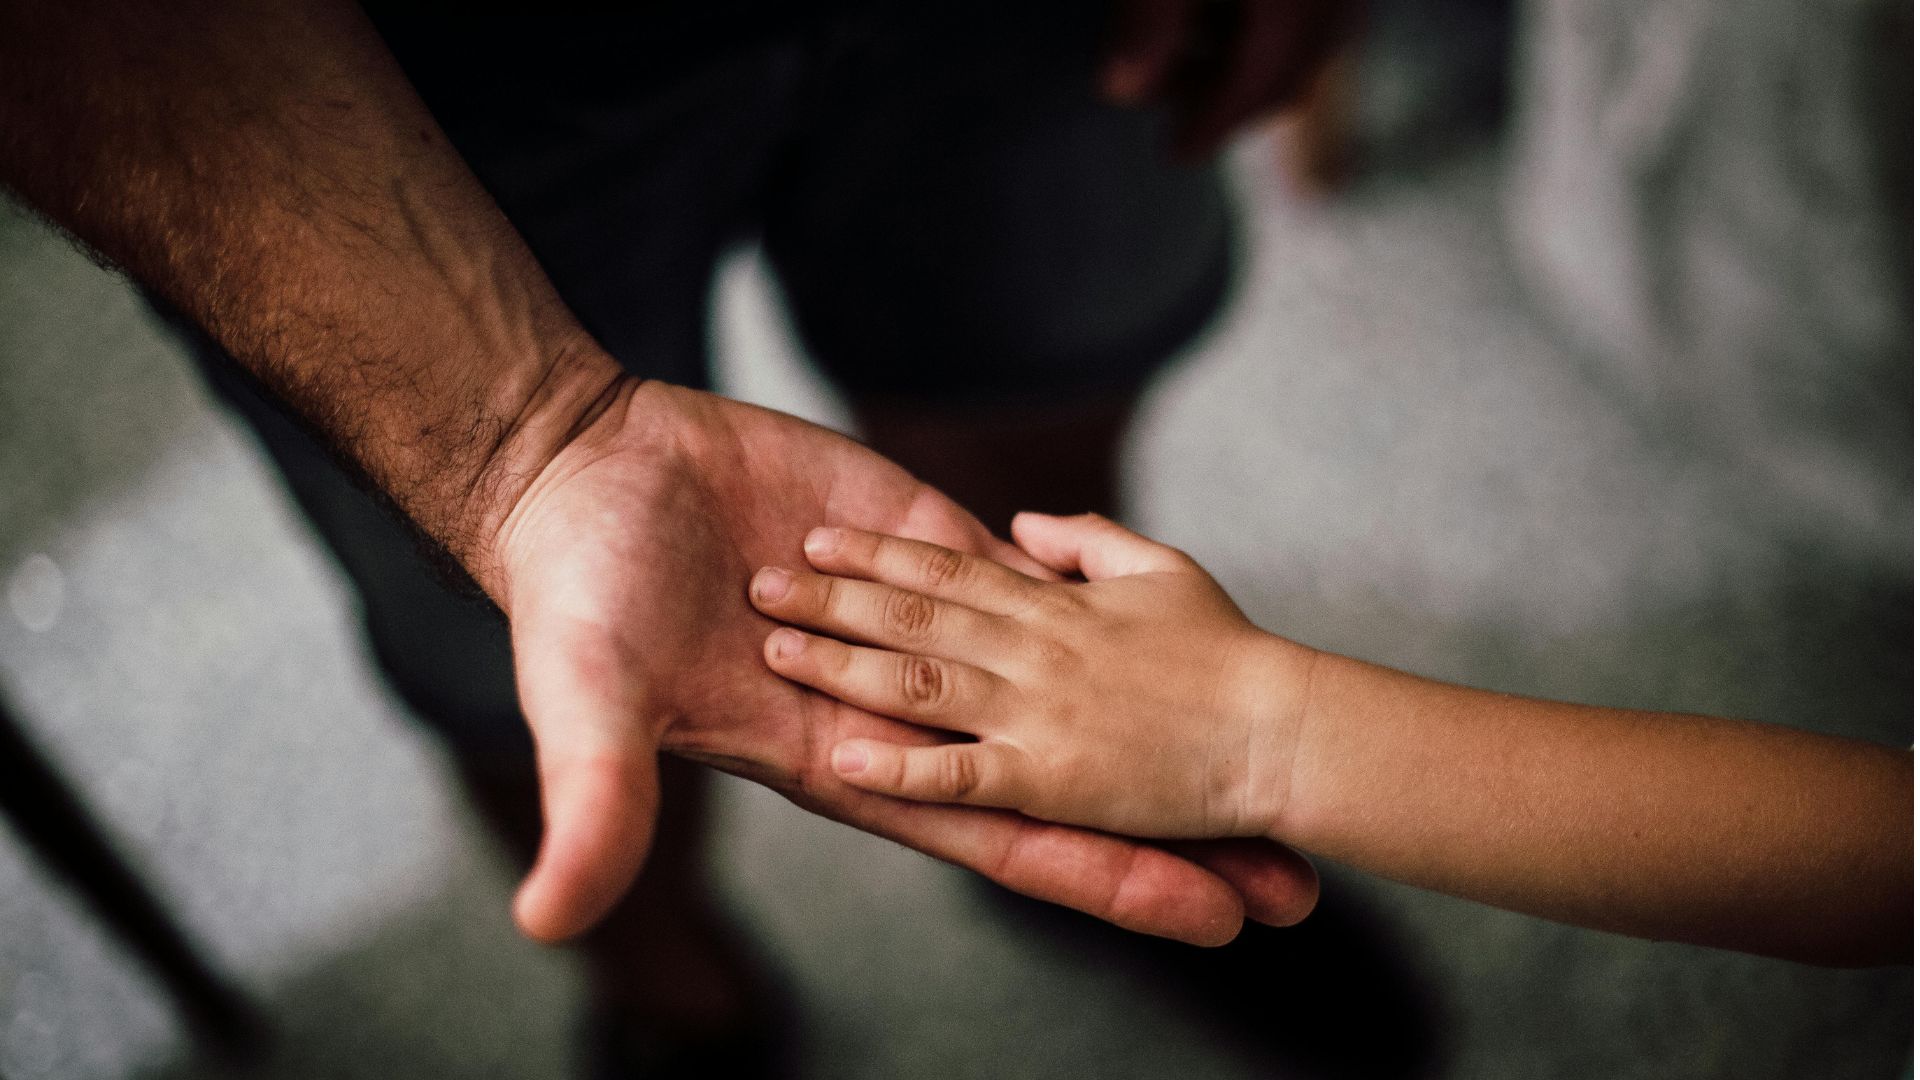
[1264,642,1912,966]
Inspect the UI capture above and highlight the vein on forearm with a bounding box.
[0,0,613,582]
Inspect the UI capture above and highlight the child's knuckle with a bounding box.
[918,545,969,589]
[1027,636,1077,676]
[1030,586,1083,621]
[939,751,981,798]
[899,655,949,709]
[825,641,855,675]
[883,589,938,640]
[813,575,843,617]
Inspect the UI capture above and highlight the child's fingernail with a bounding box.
[804,527,843,558]
[832,743,869,775]
[752,567,792,603]
[768,627,806,660]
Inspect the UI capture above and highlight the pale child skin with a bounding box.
[749,513,1912,967]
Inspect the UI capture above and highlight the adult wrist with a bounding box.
[453,334,628,601]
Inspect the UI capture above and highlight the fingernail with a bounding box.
[753,567,792,603]
[832,743,869,775]
[769,627,806,659]
[804,527,843,558]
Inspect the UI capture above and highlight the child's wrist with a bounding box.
[1223,631,1325,841]
[1261,640,1351,850]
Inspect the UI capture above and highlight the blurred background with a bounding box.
[0,1,1911,1077]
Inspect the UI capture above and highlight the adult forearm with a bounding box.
[1274,648,1912,965]
[0,0,621,594]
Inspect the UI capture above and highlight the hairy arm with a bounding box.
[0,0,617,592]
[0,6,1328,945]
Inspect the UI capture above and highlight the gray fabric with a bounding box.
[1506,0,1912,564]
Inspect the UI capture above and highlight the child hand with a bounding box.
[747,512,1319,840]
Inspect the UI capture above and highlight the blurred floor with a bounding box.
[0,130,1910,1079]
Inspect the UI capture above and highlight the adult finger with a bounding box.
[882,482,1061,582]
[508,617,664,943]
[1174,838,1321,927]
[763,628,1002,735]
[1010,511,1196,581]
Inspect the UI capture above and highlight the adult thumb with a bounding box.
[508,622,664,943]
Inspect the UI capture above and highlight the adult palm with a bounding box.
[493,379,1318,945]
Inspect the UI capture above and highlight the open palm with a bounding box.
[494,380,1317,945]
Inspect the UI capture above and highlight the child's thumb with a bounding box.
[1010,511,1195,581]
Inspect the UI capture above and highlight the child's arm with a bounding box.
[748,513,1912,966]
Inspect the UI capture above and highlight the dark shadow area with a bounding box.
[985,875,1445,1080]
[0,689,267,1069]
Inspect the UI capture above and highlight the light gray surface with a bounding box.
[1,124,1910,1080]
[1508,0,1911,555]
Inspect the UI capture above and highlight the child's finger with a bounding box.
[830,737,1030,809]
[764,628,1002,735]
[802,527,1045,616]
[752,566,1009,664]
[1010,512,1196,581]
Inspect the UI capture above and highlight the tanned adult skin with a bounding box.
[0,0,1322,950]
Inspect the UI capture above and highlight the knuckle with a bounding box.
[1026,585,1081,621]
[882,589,938,640]
[844,530,884,572]
[918,545,969,589]
[898,655,950,709]
[1026,636,1077,677]
[825,641,855,675]
[938,751,981,799]
[813,575,841,617]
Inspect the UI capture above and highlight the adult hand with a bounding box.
[489,378,1320,945]
[0,0,1316,950]
[1102,0,1349,159]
